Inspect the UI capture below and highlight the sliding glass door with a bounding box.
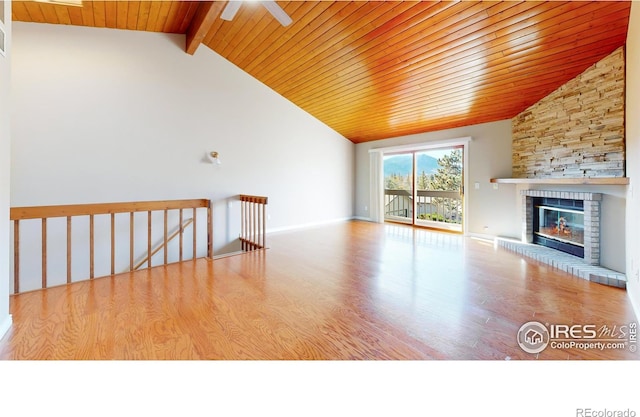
[383,146,463,232]
[415,147,463,232]
[383,153,413,224]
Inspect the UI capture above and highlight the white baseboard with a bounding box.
[212,250,246,260]
[352,216,373,222]
[466,232,497,241]
[627,285,640,324]
[266,217,355,235]
[0,314,12,342]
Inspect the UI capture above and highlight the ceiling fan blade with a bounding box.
[220,1,242,21]
[261,1,293,27]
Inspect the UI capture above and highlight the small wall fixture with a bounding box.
[209,151,222,165]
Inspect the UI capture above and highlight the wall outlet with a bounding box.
[474,182,480,190]
[364,206,368,211]
[492,183,499,190]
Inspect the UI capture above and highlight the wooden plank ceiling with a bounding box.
[12,1,631,143]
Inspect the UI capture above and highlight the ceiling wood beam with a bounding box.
[185,1,221,55]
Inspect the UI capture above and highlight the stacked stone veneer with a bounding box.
[512,47,625,178]
[522,190,601,266]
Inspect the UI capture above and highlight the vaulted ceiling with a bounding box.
[12,1,632,143]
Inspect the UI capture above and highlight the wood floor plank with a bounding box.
[0,221,636,360]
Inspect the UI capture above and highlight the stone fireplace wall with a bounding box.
[512,47,625,178]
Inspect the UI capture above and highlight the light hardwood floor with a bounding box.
[0,220,636,360]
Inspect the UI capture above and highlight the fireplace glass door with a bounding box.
[535,205,584,247]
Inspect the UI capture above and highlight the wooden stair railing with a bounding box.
[10,199,212,294]
[239,195,268,251]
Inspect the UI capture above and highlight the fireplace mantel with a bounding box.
[490,177,629,185]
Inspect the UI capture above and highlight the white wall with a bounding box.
[626,1,640,316]
[355,120,520,239]
[11,22,354,274]
[0,0,11,339]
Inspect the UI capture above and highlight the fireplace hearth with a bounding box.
[522,190,601,265]
[496,189,625,288]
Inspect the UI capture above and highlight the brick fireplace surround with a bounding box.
[496,189,626,288]
[522,190,600,265]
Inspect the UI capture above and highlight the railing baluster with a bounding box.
[246,199,250,251]
[90,214,94,279]
[193,207,197,260]
[243,198,247,250]
[207,202,213,258]
[14,220,20,294]
[67,216,72,284]
[240,200,244,251]
[130,212,134,272]
[252,201,257,250]
[244,200,248,251]
[164,210,168,265]
[147,211,152,269]
[255,202,259,250]
[179,209,183,262]
[248,201,251,249]
[42,218,47,289]
[262,202,266,249]
[111,213,115,276]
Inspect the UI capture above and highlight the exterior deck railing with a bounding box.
[384,189,462,225]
